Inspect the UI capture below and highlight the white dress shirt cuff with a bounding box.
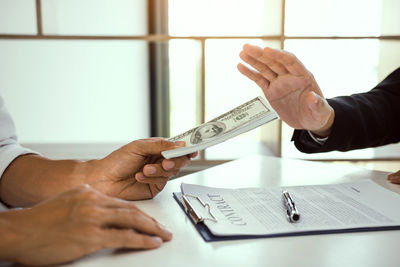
[307,130,329,145]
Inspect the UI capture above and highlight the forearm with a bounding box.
[293,68,400,153]
[293,95,400,153]
[0,154,98,207]
[321,94,400,151]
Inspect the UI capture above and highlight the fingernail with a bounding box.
[150,236,163,245]
[164,231,173,240]
[164,161,175,170]
[146,166,156,175]
[136,173,146,181]
[174,141,185,147]
[160,224,173,238]
[163,227,172,236]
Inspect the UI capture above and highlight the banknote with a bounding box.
[161,96,279,159]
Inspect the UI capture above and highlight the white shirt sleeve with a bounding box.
[0,96,37,180]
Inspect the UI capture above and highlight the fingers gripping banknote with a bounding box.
[161,96,279,159]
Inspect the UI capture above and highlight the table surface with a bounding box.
[62,155,400,267]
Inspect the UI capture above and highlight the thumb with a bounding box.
[307,91,333,125]
[128,138,186,155]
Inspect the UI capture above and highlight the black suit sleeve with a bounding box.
[292,67,400,153]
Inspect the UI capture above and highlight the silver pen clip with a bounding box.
[282,190,300,222]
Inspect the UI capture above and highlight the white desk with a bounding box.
[64,155,400,267]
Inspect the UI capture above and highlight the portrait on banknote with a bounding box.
[190,121,226,145]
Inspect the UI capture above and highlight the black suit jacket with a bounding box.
[292,67,400,153]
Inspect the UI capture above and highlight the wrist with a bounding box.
[77,158,116,196]
[75,159,102,186]
[311,108,335,137]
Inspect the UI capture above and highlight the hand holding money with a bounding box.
[162,97,278,159]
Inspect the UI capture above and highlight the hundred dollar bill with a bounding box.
[161,96,279,159]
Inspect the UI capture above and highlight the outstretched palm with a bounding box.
[238,44,334,135]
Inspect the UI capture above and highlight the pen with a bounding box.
[282,190,300,222]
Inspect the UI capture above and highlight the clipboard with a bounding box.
[173,181,400,242]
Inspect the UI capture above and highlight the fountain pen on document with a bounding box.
[282,190,300,222]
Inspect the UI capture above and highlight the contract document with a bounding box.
[174,179,400,240]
